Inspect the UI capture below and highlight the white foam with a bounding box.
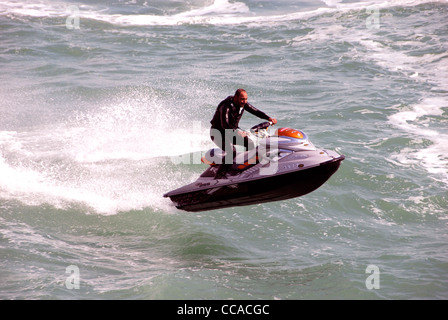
[388,97,448,185]
[101,0,448,26]
[321,0,343,7]
[175,0,250,17]
[0,0,249,25]
[358,39,448,83]
[0,131,176,215]
[2,0,446,26]
[94,0,251,26]
[0,0,91,18]
[0,93,212,215]
[67,96,211,163]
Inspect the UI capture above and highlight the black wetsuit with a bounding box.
[211,96,270,131]
[210,96,271,176]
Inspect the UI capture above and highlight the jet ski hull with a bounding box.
[164,155,344,212]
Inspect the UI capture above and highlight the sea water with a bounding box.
[0,0,447,299]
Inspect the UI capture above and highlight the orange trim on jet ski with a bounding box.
[276,128,304,139]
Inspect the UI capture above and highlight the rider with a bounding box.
[210,88,277,179]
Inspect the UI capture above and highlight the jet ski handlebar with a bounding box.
[249,121,273,132]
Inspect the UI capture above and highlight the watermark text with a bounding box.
[365,264,380,290]
[66,5,80,30]
[65,265,80,289]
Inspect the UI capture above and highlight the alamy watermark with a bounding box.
[366,6,380,29]
[65,265,80,289]
[365,265,380,290]
[66,5,80,30]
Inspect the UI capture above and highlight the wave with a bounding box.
[1,0,447,26]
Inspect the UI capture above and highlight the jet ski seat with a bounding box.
[201,147,259,171]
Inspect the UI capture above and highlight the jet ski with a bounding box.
[164,122,345,212]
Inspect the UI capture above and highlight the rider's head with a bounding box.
[233,88,248,108]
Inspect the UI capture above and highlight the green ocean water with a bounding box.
[0,0,447,299]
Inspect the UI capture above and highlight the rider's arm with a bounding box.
[244,103,271,121]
